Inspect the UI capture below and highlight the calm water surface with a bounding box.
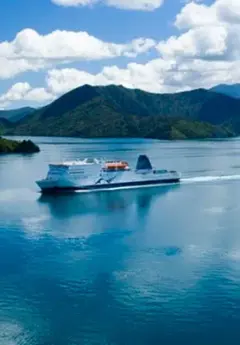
[1,137,240,345]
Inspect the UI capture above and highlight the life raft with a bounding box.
[104,161,129,170]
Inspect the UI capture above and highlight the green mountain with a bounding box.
[0,107,35,122]
[0,118,12,134]
[4,84,240,140]
[211,84,240,99]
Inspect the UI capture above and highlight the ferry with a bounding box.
[36,155,181,193]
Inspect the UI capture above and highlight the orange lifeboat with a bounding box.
[104,161,129,170]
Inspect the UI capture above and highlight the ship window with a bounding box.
[154,170,168,174]
[48,166,68,176]
[70,171,84,174]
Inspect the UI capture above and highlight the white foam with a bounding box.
[205,207,225,214]
[182,174,240,185]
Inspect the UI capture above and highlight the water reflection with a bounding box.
[1,184,188,345]
[38,184,180,219]
[5,136,240,344]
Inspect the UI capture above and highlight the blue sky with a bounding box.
[1,0,180,41]
[0,0,237,109]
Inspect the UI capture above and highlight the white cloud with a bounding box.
[52,0,96,6]
[105,0,163,11]
[176,0,240,29]
[3,29,154,60]
[0,28,155,79]
[216,0,240,24]
[175,2,218,30]
[0,83,31,103]
[157,25,228,59]
[46,58,178,95]
[4,0,240,109]
[47,69,95,94]
[24,88,54,102]
[45,60,182,96]
[3,55,240,109]
[0,58,46,80]
[163,0,240,64]
[0,82,53,108]
[149,0,240,91]
[45,56,240,99]
[51,0,164,11]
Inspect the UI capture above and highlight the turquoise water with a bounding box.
[1,137,240,344]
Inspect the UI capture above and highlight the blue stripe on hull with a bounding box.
[40,178,180,194]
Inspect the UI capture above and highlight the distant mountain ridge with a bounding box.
[211,84,240,99]
[0,107,35,122]
[2,84,240,140]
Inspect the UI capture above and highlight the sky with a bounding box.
[1,0,239,109]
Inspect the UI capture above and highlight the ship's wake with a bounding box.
[182,174,240,184]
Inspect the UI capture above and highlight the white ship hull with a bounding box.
[36,156,181,193]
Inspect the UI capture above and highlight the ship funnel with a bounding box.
[136,155,152,170]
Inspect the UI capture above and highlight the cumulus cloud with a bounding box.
[153,1,240,92]
[45,60,175,95]
[0,58,46,80]
[0,82,54,108]
[175,0,240,29]
[175,2,218,30]
[161,0,240,64]
[45,61,180,97]
[52,0,97,6]
[51,0,164,11]
[4,55,240,109]
[1,29,154,60]
[216,0,240,24]
[45,57,240,98]
[157,25,228,59]
[0,28,155,79]
[4,0,240,108]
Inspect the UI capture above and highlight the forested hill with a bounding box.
[0,107,35,122]
[2,84,240,139]
[0,137,40,154]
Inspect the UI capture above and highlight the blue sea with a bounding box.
[1,137,240,345]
